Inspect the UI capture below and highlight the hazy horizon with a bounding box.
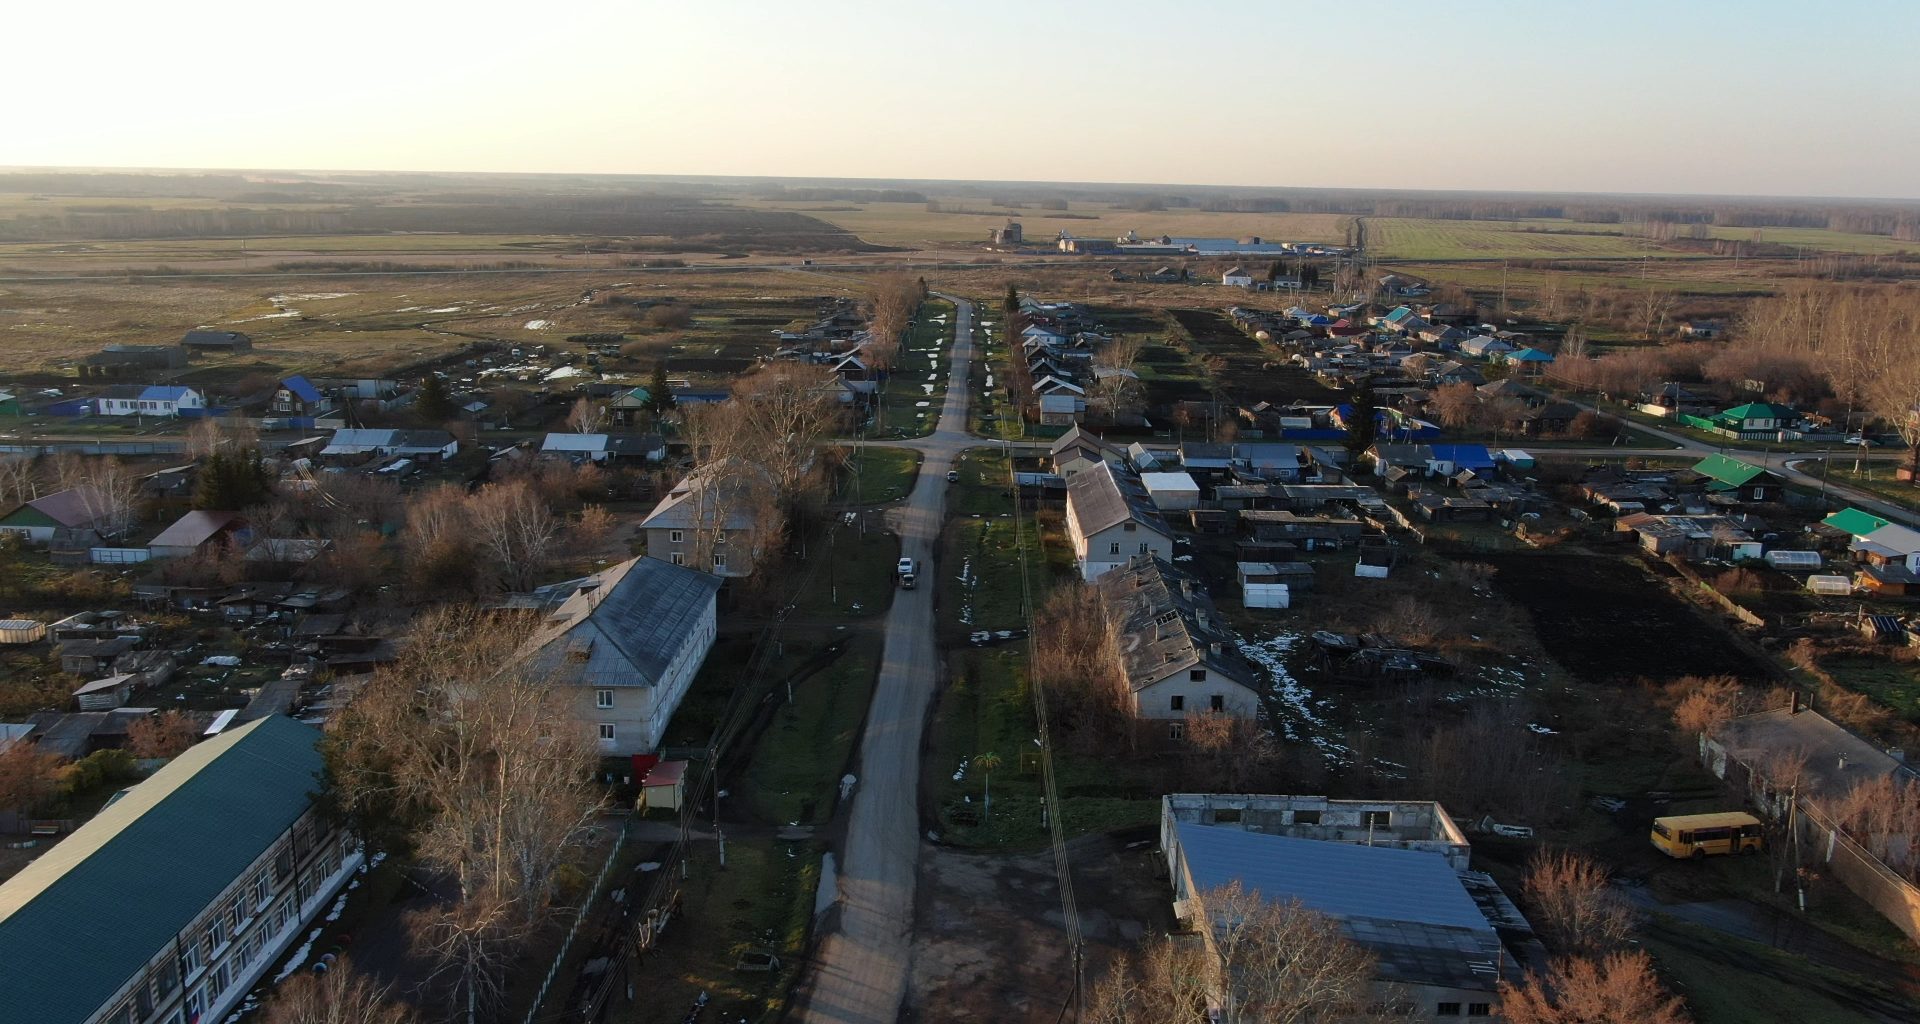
[7,0,1918,200]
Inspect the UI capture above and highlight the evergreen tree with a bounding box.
[1344,375,1379,466]
[194,448,272,510]
[1002,283,1019,319]
[416,373,456,422]
[647,362,675,417]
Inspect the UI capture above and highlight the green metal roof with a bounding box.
[1692,453,1769,488]
[0,503,57,529]
[0,716,325,1024]
[1719,402,1796,421]
[1825,507,1892,537]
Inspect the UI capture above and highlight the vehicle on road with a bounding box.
[896,557,917,589]
[1651,811,1764,859]
[945,470,960,483]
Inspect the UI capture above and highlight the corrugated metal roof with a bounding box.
[1824,508,1892,538]
[280,376,322,403]
[1175,822,1489,932]
[149,510,244,550]
[528,557,721,688]
[1067,462,1169,538]
[0,716,324,1024]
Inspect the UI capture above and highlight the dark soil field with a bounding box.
[1479,551,1779,685]
[1166,307,1331,406]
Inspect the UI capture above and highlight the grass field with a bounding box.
[835,445,921,504]
[1822,656,1920,724]
[1643,917,1906,1024]
[872,299,952,438]
[743,634,882,825]
[1372,218,1662,260]
[737,199,1348,250]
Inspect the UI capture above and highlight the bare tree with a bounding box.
[1499,951,1690,1024]
[0,454,40,508]
[185,415,262,461]
[465,479,558,592]
[1091,337,1147,423]
[1428,382,1483,430]
[1091,885,1379,1024]
[411,895,516,1024]
[260,957,417,1024]
[64,457,142,540]
[126,711,201,760]
[566,396,608,434]
[1522,849,1639,957]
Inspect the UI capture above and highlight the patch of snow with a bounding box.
[273,926,325,983]
[202,655,242,667]
[524,319,551,330]
[1528,723,1558,735]
[543,366,586,382]
[270,292,350,302]
[232,309,299,322]
[922,385,935,395]
[424,306,463,314]
[915,401,931,408]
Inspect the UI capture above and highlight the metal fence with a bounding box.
[521,817,631,1024]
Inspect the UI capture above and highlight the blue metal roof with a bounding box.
[0,716,325,1024]
[280,375,322,403]
[1428,444,1496,470]
[138,386,195,403]
[1174,822,1490,932]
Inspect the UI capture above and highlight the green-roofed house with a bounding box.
[1714,402,1799,435]
[1823,507,1892,540]
[609,385,652,426]
[0,388,21,417]
[1691,453,1784,502]
[0,716,361,1024]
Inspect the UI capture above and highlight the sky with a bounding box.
[6,0,1919,199]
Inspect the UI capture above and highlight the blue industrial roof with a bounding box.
[1174,822,1490,933]
[138,386,196,403]
[280,375,322,403]
[0,716,325,1024]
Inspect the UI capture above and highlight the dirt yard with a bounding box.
[1480,551,1779,685]
[906,828,1172,1022]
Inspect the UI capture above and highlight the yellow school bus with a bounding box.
[1650,811,1765,859]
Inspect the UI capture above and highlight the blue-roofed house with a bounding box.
[0,715,360,1024]
[269,375,333,418]
[523,555,722,755]
[1161,794,1542,1017]
[1499,347,1556,378]
[1426,444,1496,478]
[94,385,205,417]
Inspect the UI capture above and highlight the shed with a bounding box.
[0,619,46,644]
[1140,471,1202,512]
[73,674,135,711]
[640,759,688,811]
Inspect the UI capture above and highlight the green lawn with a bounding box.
[1825,463,1920,514]
[927,648,1160,849]
[619,839,820,1024]
[1822,656,1920,724]
[835,444,920,504]
[785,518,900,621]
[743,635,882,825]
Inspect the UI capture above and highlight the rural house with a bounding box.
[1221,266,1256,288]
[1690,454,1782,502]
[1095,556,1263,732]
[522,556,721,756]
[1065,462,1175,580]
[148,510,251,559]
[94,385,205,418]
[268,376,333,419]
[0,716,361,1024]
[1050,425,1123,477]
[0,487,126,546]
[318,428,459,463]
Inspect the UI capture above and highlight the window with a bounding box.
[1467,1004,1492,1018]
[1291,810,1321,825]
[1138,542,1151,554]
[1169,721,1185,740]
[712,551,727,568]
[155,957,180,997]
[1437,1004,1461,1017]
[203,920,225,958]
[1212,808,1242,824]
[273,844,294,882]
[1123,521,1137,532]
[1108,542,1121,555]
[252,872,271,908]
[596,688,614,709]
[598,723,616,742]
[1209,694,1225,712]
[1169,695,1185,711]
[1363,810,1392,829]
[669,530,684,543]
[210,963,231,997]
[713,532,726,545]
[670,551,685,565]
[1189,669,1207,682]
[180,941,203,979]
[185,990,205,1023]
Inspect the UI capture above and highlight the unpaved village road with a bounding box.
[792,295,977,1024]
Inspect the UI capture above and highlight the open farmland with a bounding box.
[738,199,1347,249]
[1371,218,1662,260]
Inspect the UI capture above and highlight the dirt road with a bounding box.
[792,296,976,1024]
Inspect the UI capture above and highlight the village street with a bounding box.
[792,295,978,1024]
